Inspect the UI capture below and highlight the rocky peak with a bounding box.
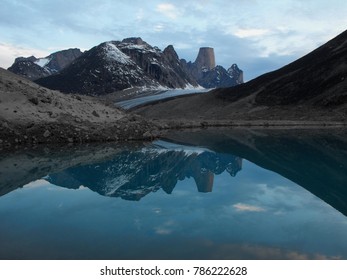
[163,45,179,61]
[8,48,82,80]
[7,60,51,80]
[227,64,243,84]
[14,56,37,63]
[195,47,216,71]
[182,48,243,88]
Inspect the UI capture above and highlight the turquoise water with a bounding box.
[1,129,347,259]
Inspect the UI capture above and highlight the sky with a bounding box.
[1,0,347,80]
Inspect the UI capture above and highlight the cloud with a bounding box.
[154,23,165,33]
[1,0,346,79]
[154,220,175,235]
[233,203,266,212]
[136,8,145,21]
[204,241,339,260]
[156,3,181,19]
[233,28,270,38]
[155,228,172,235]
[174,42,194,50]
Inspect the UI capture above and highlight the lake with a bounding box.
[1,128,347,260]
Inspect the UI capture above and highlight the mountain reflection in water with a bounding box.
[1,128,347,260]
[164,128,347,217]
[46,141,242,200]
[2,128,347,215]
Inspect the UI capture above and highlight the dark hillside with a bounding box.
[214,30,347,107]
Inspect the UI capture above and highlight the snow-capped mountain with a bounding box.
[9,37,243,95]
[8,48,82,80]
[35,38,198,95]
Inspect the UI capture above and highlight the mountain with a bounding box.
[9,38,243,95]
[8,48,82,80]
[35,38,199,95]
[135,29,347,122]
[0,67,158,149]
[181,47,243,88]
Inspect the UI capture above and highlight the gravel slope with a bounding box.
[0,68,159,149]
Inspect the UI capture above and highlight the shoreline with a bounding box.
[2,119,347,151]
[154,119,347,129]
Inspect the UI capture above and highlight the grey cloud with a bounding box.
[1,0,340,79]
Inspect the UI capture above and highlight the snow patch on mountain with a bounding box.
[104,42,133,65]
[119,43,159,54]
[34,58,51,68]
[105,175,130,195]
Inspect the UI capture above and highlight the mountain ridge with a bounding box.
[134,29,347,123]
[34,38,200,95]
[8,37,243,95]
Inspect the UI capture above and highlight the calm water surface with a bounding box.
[1,128,347,259]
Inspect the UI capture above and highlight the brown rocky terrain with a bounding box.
[134,30,347,125]
[0,68,160,149]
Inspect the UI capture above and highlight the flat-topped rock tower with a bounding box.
[181,46,242,88]
[195,47,216,71]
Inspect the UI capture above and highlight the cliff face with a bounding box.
[46,48,82,73]
[194,47,216,78]
[182,47,243,88]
